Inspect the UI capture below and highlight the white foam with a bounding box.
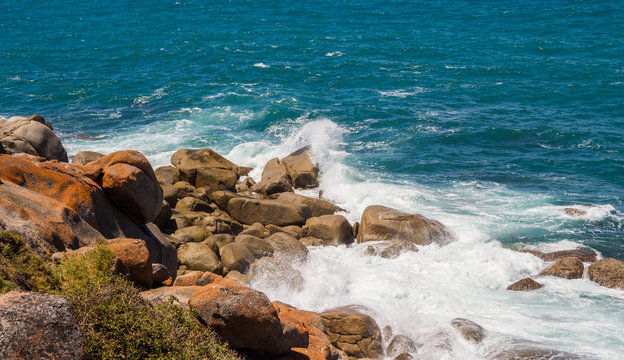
[378,88,424,98]
[133,85,168,105]
[325,51,344,57]
[254,62,270,68]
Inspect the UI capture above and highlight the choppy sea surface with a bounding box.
[2,1,623,358]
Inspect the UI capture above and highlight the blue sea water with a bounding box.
[2,1,624,358]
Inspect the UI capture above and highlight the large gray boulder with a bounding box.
[226,196,312,226]
[0,291,86,359]
[357,205,453,246]
[172,148,239,191]
[0,115,68,161]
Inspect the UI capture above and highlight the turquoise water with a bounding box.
[2,1,624,358]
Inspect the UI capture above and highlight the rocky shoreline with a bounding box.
[1,114,623,360]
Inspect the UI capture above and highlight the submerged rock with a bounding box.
[507,278,544,291]
[386,335,417,358]
[450,318,485,343]
[539,257,584,279]
[516,248,597,263]
[587,258,624,290]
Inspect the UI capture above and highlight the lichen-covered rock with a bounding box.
[177,242,222,274]
[140,286,203,309]
[302,215,354,246]
[321,306,384,360]
[107,238,153,289]
[539,257,584,279]
[507,278,543,291]
[357,205,453,246]
[281,146,319,189]
[0,116,68,161]
[251,158,294,195]
[0,182,102,254]
[450,318,485,343]
[189,279,309,354]
[273,301,340,360]
[0,291,86,359]
[587,258,624,290]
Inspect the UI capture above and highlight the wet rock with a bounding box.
[516,248,597,262]
[281,146,319,189]
[0,291,86,359]
[154,165,180,185]
[486,339,586,360]
[251,158,294,195]
[107,238,153,288]
[382,325,393,343]
[227,196,312,226]
[357,205,453,246]
[386,335,417,358]
[219,242,256,274]
[450,318,485,343]
[266,232,309,261]
[248,257,305,291]
[365,241,418,259]
[302,215,355,246]
[539,257,584,279]
[564,208,587,217]
[394,353,413,360]
[235,234,274,259]
[587,258,624,290]
[0,116,68,161]
[189,279,308,354]
[140,286,202,309]
[507,278,544,291]
[277,192,344,217]
[177,242,222,274]
[321,306,384,360]
[71,150,104,165]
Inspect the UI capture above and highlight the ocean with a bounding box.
[1,0,623,358]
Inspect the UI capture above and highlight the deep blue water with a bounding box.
[1,0,623,258]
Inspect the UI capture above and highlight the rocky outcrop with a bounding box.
[0,291,86,359]
[321,306,384,360]
[0,181,102,254]
[0,115,68,161]
[251,158,294,195]
[507,278,543,291]
[189,278,309,354]
[587,258,624,290]
[281,146,319,189]
[450,318,485,343]
[564,208,587,217]
[539,257,584,279]
[357,205,453,246]
[107,238,153,289]
[302,215,354,246]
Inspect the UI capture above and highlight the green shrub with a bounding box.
[0,231,59,293]
[55,242,239,360]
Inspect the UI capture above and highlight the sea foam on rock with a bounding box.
[357,205,454,246]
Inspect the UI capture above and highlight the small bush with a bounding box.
[55,242,239,360]
[0,231,59,294]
